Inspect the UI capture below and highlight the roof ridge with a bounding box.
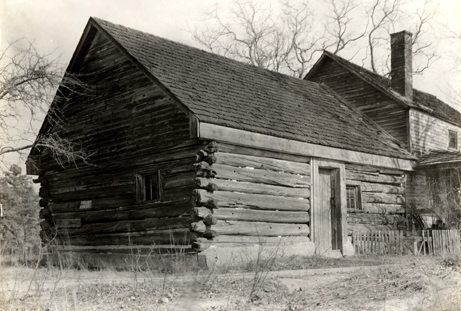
[91,17,319,88]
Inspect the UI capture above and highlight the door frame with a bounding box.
[310,159,347,254]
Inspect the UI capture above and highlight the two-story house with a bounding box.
[305,31,461,228]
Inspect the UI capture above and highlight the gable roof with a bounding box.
[33,17,414,161]
[306,51,461,128]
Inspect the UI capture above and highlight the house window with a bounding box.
[448,130,458,149]
[346,185,362,210]
[136,171,162,202]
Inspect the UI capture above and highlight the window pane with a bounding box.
[151,173,159,201]
[144,175,152,201]
[142,173,159,201]
[346,186,360,210]
[449,130,458,149]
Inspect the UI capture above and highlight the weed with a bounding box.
[441,253,461,271]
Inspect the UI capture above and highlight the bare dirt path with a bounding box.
[1,256,460,310]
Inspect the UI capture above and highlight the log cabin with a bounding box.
[26,18,418,266]
[306,31,461,229]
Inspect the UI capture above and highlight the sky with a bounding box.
[1,0,461,172]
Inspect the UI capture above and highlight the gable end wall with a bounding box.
[37,30,198,256]
[409,108,461,155]
[308,59,408,148]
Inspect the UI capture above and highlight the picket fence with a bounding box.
[353,229,461,255]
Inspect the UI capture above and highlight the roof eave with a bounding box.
[200,122,416,171]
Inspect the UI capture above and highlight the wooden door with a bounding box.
[315,168,341,253]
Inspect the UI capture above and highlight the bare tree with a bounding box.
[326,0,367,55]
[193,0,442,78]
[0,38,90,168]
[192,0,328,78]
[365,0,402,73]
[406,0,440,75]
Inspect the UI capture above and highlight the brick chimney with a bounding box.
[390,31,413,100]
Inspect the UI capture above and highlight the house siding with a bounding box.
[409,108,461,155]
[308,58,408,148]
[38,30,197,254]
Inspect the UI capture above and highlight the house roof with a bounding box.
[306,51,461,128]
[418,150,461,167]
[34,17,414,161]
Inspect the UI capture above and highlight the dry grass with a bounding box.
[0,247,460,311]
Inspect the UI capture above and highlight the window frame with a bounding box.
[448,130,458,150]
[346,185,362,211]
[136,171,163,203]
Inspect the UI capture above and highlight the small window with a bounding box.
[136,171,162,202]
[346,185,362,210]
[448,130,458,149]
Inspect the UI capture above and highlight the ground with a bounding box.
[0,255,460,310]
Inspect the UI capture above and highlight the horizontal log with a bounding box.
[192,235,312,251]
[193,189,310,211]
[57,217,191,236]
[218,143,311,164]
[55,218,82,228]
[48,175,134,195]
[163,173,196,189]
[43,143,201,181]
[345,164,404,176]
[362,203,405,214]
[47,157,196,194]
[216,152,310,175]
[58,245,192,254]
[195,178,310,198]
[346,171,404,185]
[50,184,135,202]
[68,229,191,246]
[162,186,195,202]
[51,201,192,224]
[48,196,135,213]
[193,220,310,236]
[213,164,310,188]
[362,193,405,204]
[196,235,311,246]
[358,182,404,194]
[195,207,310,224]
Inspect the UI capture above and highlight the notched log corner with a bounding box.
[205,183,218,193]
[206,141,219,154]
[203,214,218,226]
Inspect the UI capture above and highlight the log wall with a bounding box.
[345,164,406,233]
[190,143,312,251]
[308,58,408,148]
[37,30,199,255]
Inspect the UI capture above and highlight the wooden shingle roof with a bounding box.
[418,150,461,167]
[76,18,414,160]
[307,51,461,128]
